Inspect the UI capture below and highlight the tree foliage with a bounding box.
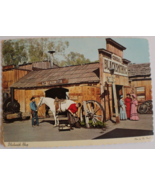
[55,52,92,67]
[2,38,97,67]
[2,38,69,66]
[2,40,28,66]
[28,38,69,63]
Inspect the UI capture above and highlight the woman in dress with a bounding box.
[125,93,132,119]
[119,95,127,120]
[130,94,139,121]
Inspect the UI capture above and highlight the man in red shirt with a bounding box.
[67,103,81,129]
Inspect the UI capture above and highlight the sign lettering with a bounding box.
[112,54,122,63]
[103,58,128,77]
[38,79,68,86]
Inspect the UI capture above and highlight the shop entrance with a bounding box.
[112,85,123,114]
[45,87,69,99]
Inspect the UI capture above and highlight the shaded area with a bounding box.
[93,128,153,139]
[45,87,68,99]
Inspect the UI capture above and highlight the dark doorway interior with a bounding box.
[112,85,123,114]
[45,88,69,99]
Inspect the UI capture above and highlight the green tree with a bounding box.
[28,38,69,63]
[58,51,91,67]
[2,40,28,66]
[2,38,69,65]
[93,60,99,63]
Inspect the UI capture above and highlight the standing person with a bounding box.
[30,96,39,127]
[119,95,127,120]
[130,94,139,121]
[67,103,81,129]
[125,93,132,119]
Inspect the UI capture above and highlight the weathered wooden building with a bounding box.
[98,38,131,120]
[18,60,59,70]
[126,63,152,102]
[2,60,59,93]
[2,68,30,93]
[10,63,101,117]
[7,38,152,121]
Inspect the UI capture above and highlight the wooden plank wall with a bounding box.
[3,65,15,70]
[15,81,143,121]
[104,73,129,86]
[14,84,101,117]
[107,43,123,58]
[19,64,32,70]
[13,78,138,122]
[14,90,26,112]
[18,61,51,70]
[14,89,46,117]
[68,85,101,104]
[68,85,101,119]
[32,61,51,69]
[14,69,30,83]
[131,80,152,101]
[124,80,152,102]
[2,69,29,90]
[25,90,46,117]
[124,87,132,96]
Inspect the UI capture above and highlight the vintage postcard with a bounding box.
[1,37,153,147]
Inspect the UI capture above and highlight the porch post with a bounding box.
[112,75,120,124]
[99,52,104,109]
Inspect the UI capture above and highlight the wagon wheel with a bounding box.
[147,104,153,114]
[138,103,149,114]
[80,100,105,125]
[144,101,153,114]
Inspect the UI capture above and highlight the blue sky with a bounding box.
[60,37,150,64]
[10,37,150,64]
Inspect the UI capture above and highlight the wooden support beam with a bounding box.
[112,75,120,124]
[99,53,104,109]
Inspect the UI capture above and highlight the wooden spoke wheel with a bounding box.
[80,100,105,124]
[144,100,153,114]
[138,103,148,114]
[138,100,153,114]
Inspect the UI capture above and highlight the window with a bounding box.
[136,87,146,102]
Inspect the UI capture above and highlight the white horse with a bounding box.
[38,97,76,126]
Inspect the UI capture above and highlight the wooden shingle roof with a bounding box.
[10,62,100,88]
[10,61,151,88]
[128,63,151,77]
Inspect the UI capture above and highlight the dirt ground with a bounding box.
[2,114,153,142]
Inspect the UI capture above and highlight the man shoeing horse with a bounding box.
[38,97,81,127]
[67,103,81,129]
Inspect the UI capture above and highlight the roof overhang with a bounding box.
[123,59,131,64]
[11,80,100,89]
[98,48,113,56]
[106,38,126,50]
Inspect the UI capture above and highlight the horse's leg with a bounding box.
[56,113,59,126]
[52,111,57,126]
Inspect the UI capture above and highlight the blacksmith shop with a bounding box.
[3,38,152,122]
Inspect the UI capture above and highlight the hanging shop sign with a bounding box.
[37,79,68,86]
[103,57,128,77]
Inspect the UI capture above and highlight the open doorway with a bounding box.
[45,87,69,99]
[112,85,123,114]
